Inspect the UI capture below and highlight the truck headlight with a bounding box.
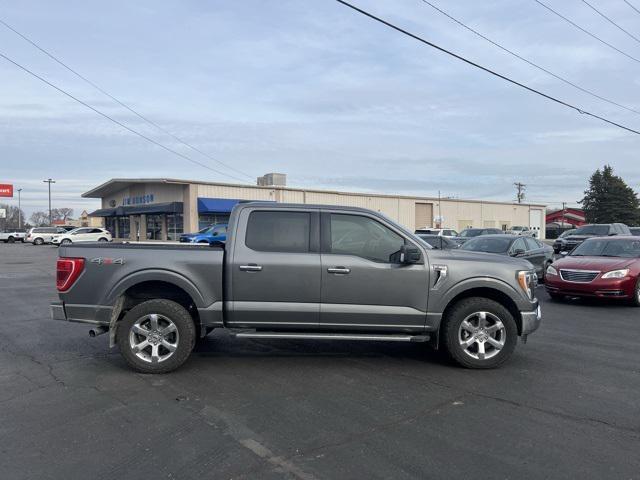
[546,265,558,276]
[517,270,536,299]
[601,269,629,279]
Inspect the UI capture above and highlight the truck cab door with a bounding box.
[319,211,429,332]
[227,208,321,329]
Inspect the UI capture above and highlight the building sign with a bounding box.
[122,194,154,206]
[0,184,13,197]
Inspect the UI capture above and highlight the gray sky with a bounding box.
[1,0,639,218]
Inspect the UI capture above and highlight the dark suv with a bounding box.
[553,223,631,254]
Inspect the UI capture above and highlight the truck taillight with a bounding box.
[56,258,85,292]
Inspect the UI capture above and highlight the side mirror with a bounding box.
[400,244,422,264]
[511,248,526,257]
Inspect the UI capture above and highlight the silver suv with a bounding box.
[26,227,68,245]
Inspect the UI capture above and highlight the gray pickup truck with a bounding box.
[51,203,541,373]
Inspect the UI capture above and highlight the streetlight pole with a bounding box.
[17,188,22,230]
[43,179,55,225]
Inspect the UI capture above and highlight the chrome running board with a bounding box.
[232,331,429,342]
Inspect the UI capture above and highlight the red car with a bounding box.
[545,236,640,306]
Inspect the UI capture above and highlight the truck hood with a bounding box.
[553,256,636,272]
[432,248,534,270]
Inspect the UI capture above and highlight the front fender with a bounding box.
[429,276,527,315]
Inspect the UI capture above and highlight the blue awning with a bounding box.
[197,198,241,213]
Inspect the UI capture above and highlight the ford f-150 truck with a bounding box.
[51,203,541,373]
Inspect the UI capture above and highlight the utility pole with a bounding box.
[561,202,567,228]
[43,179,55,226]
[514,182,526,204]
[17,188,22,230]
[437,190,442,228]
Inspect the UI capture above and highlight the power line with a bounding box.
[0,18,254,181]
[0,50,250,182]
[623,0,640,16]
[335,0,640,135]
[579,0,640,45]
[533,0,640,65]
[418,0,640,116]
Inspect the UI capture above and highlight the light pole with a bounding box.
[43,179,55,225]
[17,188,22,230]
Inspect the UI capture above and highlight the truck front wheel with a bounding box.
[442,297,517,369]
[117,299,196,373]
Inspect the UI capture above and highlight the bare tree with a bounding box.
[51,208,74,222]
[0,204,26,230]
[30,211,50,227]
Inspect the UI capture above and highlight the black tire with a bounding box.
[34,238,44,246]
[117,299,196,373]
[442,297,518,369]
[7,236,15,243]
[98,237,108,242]
[630,279,640,307]
[60,239,71,245]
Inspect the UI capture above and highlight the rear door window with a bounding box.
[246,211,310,253]
[524,238,539,250]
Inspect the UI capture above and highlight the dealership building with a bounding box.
[84,174,546,240]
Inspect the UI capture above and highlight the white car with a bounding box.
[26,227,70,245]
[0,230,27,243]
[51,227,112,245]
[508,226,536,237]
[414,228,459,238]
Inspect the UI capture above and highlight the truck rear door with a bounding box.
[227,208,321,328]
[319,211,429,331]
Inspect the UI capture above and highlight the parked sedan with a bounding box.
[460,234,554,279]
[51,227,112,245]
[545,236,640,306]
[553,223,631,254]
[507,226,535,237]
[414,228,458,238]
[416,234,459,249]
[453,228,503,245]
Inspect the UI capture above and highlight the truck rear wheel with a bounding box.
[117,299,196,373]
[442,297,517,369]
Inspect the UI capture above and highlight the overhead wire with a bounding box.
[0,17,254,181]
[334,0,640,136]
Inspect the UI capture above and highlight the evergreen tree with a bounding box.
[581,165,640,224]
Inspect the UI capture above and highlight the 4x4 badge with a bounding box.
[90,257,124,265]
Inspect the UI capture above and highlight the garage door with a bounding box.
[415,203,433,229]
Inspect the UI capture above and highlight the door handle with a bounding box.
[327,267,351,274]
[239,264,263,272]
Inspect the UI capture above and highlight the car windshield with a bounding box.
[458,229,483,238]
[559,230,576,238]
[512,226,524,231]
[572,225,609,235]
[571,239,640,258]
[461,237,513,253]
[66,228,81,234]
[197,226,212,233]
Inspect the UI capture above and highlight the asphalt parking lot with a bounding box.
[1,243,639,479]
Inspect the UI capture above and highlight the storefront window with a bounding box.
[146,215,163,240]
[117,217,130,239]
[105,217,116,237]
[198,214,230,231]
[167,214,183,241]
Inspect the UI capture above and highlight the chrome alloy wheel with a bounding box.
[458,311,506,360]
[129,314,179,364]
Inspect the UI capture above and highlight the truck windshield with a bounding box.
[571,239,640,258]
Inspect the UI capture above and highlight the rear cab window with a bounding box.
[246,211,311,253]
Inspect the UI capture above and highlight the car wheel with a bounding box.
[34,238,44,246]
[7,236,15,243]
[631,279,640,307]
[61,239,71,245]
[442,297,517,369]
[117,299,196,373]
[98,237,108,242]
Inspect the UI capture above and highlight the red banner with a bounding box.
[0,184,14,197]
